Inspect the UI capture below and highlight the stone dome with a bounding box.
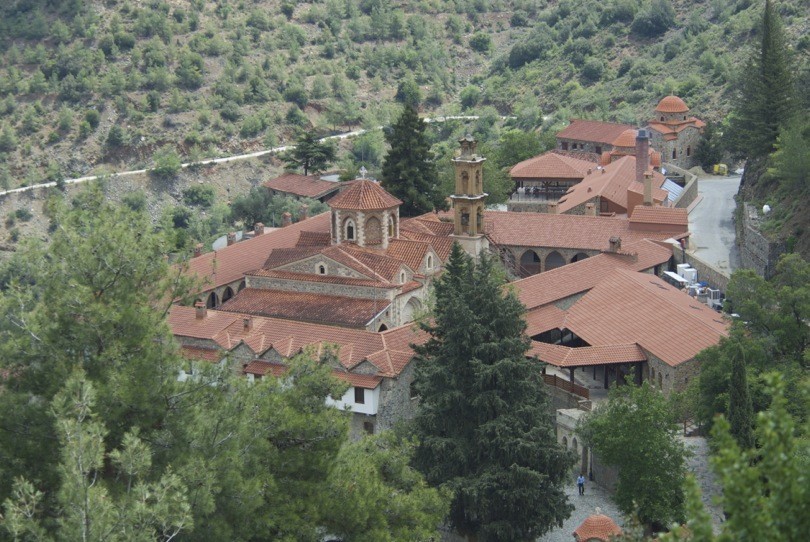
[655,95,689,113]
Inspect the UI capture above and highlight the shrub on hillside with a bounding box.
[631,0,676,37]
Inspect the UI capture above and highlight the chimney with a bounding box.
[547,202,559,215]
[587,168,592,175]
[635,128,649,184]
[281,212,292,227]
[243,316,253,331]
[254,222,264,236]
[227,232,237,246]
[643,171,653,206]
[193,243,203,258]
[195,300,207,320]
[299,204,309,221]
[585,202,596,216]
[609,236,622,252]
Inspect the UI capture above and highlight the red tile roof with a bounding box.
[327,179,403,210]
[611,128,638,148]
[243,360,288,378]
[525,304,567,336]
[630,206,688,228]
[556,119,635,145]
[386,239,431,272]
[514,239,672,311]
[557,156,667,214]
[186,213,332,291]
[248,269,399,289]
[333,371,383,389]
[655,95,689,113]
[296,231,331,247]
[530,342,646,367]
[509,151,596,180]
[564,270,729,366]
[169,305,418,377]
[573,514,623,542]
[219,288,389,328]
[263,172,341,199]
[482,208,683,251]
[179,345,224,362]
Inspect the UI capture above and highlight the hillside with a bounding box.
[0,0,807,253]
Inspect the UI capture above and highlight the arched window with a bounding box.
[660,116,665,122]
[221,286,234,303]
[426,255,433,269]
[461,171,469,194]
[545,251,565,271]
[572,437,578,453]
[400,271,407,283]
[206,291,219,309]
[672,149,677,159]
[377,324,388,332]
[238,280,246,292]
[475,170,481,191]
[519,250,541,277]
[658,373,663,388]
[686,146,691,157]
[562,436,568,448]
[318,264,326,275]
[365,216,382,244]
[344,218,356,241]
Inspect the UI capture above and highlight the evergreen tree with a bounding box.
[728,0,796,158]
[412,244,573,541]
[282,131,336,176]
[728,342,755,449]
[381,105,446,216]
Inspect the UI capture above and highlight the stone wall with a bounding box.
[646,350,700,395]
[670,167,699,209]
[376,362,418,433]
[506,200,554,213]
[671,245,730,291]
[737,203,786,279]
[247,274,396,301]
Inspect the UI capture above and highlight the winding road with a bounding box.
[0,116,510,197]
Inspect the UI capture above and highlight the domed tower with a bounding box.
[654,95,690,124]
[450,135,489,256]
[327,179,403,249]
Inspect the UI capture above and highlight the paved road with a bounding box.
[688,175,741,275]
[0,115,515,198]
[536,477,622,542]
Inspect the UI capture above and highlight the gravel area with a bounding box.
[681,435,725,530]
[537,477,622,542]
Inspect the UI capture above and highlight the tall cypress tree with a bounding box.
[728,344,755,449]
[381,105,447,216]
[728,0,796,159]
[412,244,573,541]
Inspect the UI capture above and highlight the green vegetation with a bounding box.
[579,382,687,533]
[282,131,337,176]
[411,244,573,540]
[0,191,446,540]
[662,376,809,542]
[381,105,445,216]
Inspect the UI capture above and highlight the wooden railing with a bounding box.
[543,373,590,400]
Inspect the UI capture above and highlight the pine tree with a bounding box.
[283,131,336,176]
[381,105,447,216]
[728,0,796,159]
[412,244,573,541]
[727,343,755,449]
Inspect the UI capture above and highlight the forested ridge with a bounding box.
[0,0,807,191]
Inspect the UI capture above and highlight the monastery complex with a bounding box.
[170,96,726,439]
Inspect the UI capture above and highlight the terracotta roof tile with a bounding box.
[185,213,332,291]
[514,239,673,311]
[263,172,341,199]
[509,151,596,180]
[248,269,398,289]
[338,244,410,281]
[557,156,667,213]
[296,231,331,247]
[243,360,288,378]
[611,128,639,148]
[655,95,689,113]
[328,179,402,210]
[169,305,422,377]
[556,119,635,145]
[179,345,224,362]
[219,288,389,328]
[573,514,623,541]
[482,209,682,251]
[386,239,431,271]
[630,206,688,228]
[262,247,324,270]
[332,371,383,389]
[564,270,728,366]
[530,342,646,367]
[525,304,567,336]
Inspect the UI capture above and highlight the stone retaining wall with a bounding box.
[663,162,698,209]
[737,203,785,279]
[671,246,730,291]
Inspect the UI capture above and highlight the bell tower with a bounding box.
[450,135,489,256]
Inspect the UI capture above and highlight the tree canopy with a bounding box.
[578,381,687,532]
[282,131,337,176]
[381,105,447,216]
[411,244,573,541]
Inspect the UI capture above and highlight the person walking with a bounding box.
[577,474,585,495]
